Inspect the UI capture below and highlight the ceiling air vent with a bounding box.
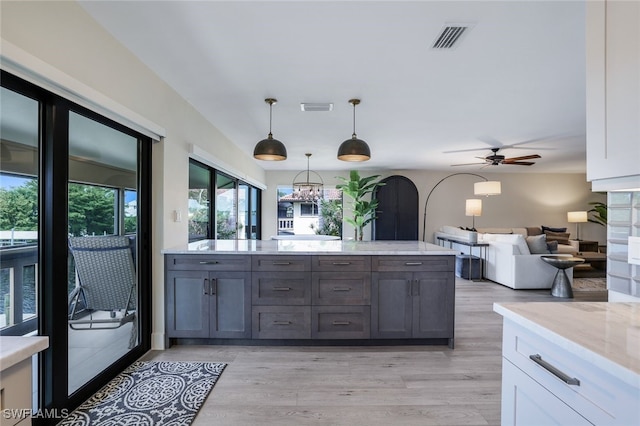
[432,25,470,49]
[300,103,333,112]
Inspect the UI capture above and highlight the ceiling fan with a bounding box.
[452,148,541,167]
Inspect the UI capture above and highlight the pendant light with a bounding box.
[337,98,371,162]
[292,153,324,201]
[253,98,287,161]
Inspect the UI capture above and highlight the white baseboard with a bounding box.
[151,332,166,350]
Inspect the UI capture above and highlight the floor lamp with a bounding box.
[567,211,588,241]
[422,173,501,241]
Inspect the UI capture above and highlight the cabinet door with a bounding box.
[412,271,454,338]
[371,272,412,338]
[502,359,593,426]
[210,271,252,338]
[166,270,210,338]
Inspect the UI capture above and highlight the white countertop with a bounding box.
[0,336,49,371]
[494,302,640,385]
[163,239,456,256]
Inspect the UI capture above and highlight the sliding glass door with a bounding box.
[0,71,151,416]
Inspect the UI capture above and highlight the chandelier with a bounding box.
[292,153,324,201]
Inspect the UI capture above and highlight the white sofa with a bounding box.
[435,226,577,289]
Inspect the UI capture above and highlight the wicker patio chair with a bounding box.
[68,236,137,348]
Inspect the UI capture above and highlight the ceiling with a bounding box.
[79,0,587,174]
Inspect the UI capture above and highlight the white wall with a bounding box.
[264,169,607,244]
[1,1,267,349]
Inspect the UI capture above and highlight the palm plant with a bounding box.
[336,170,385,240]
[588,201,607,227]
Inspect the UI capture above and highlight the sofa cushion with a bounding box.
[544,230,571,245]
[542,225,568,233]
[526,234,548,254]
[546,240,559,254]
[476,227,513,234]
[488,233,531,255]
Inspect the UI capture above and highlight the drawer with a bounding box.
[503,320,638,425]
[252,306,311,339]
[311,306,370,339]
[252,255,311,272]
[312,255,371,272]
[252,272,311,305]
[372,256,453,272]
[312,272,371,305]
[166,254,250,271]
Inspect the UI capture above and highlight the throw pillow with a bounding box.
[546,240,559,254]
[544,230,571,245]
[526,234,548,254]
[525,227,542,236]
[542,225,567,233]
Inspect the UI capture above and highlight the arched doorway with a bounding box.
[373,175,419,240]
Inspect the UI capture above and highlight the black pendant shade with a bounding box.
[337,99,370,162]
[253,134,287,161]
[337,136,371,162]
[254,98,287,161]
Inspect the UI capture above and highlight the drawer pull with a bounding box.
[272,287,292,291]
[203,278,209,295]
[332,287,351,292]
[272,261,291,265]
[405,262,423,266]
[199,260,219,265]
[332,262,351,266]
[332,321,351,326]
[273,321,292,325]
[529,354,580,386]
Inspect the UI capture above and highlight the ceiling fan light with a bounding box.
[337,136,371,162]
[253,134,287,161]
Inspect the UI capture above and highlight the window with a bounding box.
[188,159,261,241]
[300,203,319,216]
[277,186,343,237]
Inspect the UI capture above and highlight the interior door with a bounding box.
[373,175,418,240]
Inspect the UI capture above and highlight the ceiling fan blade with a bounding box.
[503,161,536,166]
[451,162,486,167]
[504,154,541,161]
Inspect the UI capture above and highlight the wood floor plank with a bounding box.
[142,278,605,425]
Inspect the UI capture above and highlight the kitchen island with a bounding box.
[163,240,457,347]
[494,302,639,425]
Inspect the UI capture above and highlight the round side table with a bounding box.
[541,256,585,298]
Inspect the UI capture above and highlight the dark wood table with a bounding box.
[576,252,607,270]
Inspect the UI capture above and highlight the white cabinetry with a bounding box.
[498,314,639,426]
[586,0,640,186]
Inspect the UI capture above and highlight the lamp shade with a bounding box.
[474,181,501,196]
[465,199,482,216]
[567,211,588,223]
[253,135,287,161]
[337,137,371,162]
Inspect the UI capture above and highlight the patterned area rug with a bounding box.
[59,361,225,425]
[573,277,607,291]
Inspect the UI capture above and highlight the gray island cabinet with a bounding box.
[163,240,456,347]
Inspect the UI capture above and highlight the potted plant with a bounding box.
[336,170,385,241]
[588,201,607,227]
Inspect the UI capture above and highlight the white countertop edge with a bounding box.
[162,248,457,255]
[0,336,49,372]
[493,303,639,388]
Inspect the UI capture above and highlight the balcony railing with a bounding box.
[278,218,294,231]
[0,244,38,335]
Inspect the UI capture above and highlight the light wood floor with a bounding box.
[142,279,606,425]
